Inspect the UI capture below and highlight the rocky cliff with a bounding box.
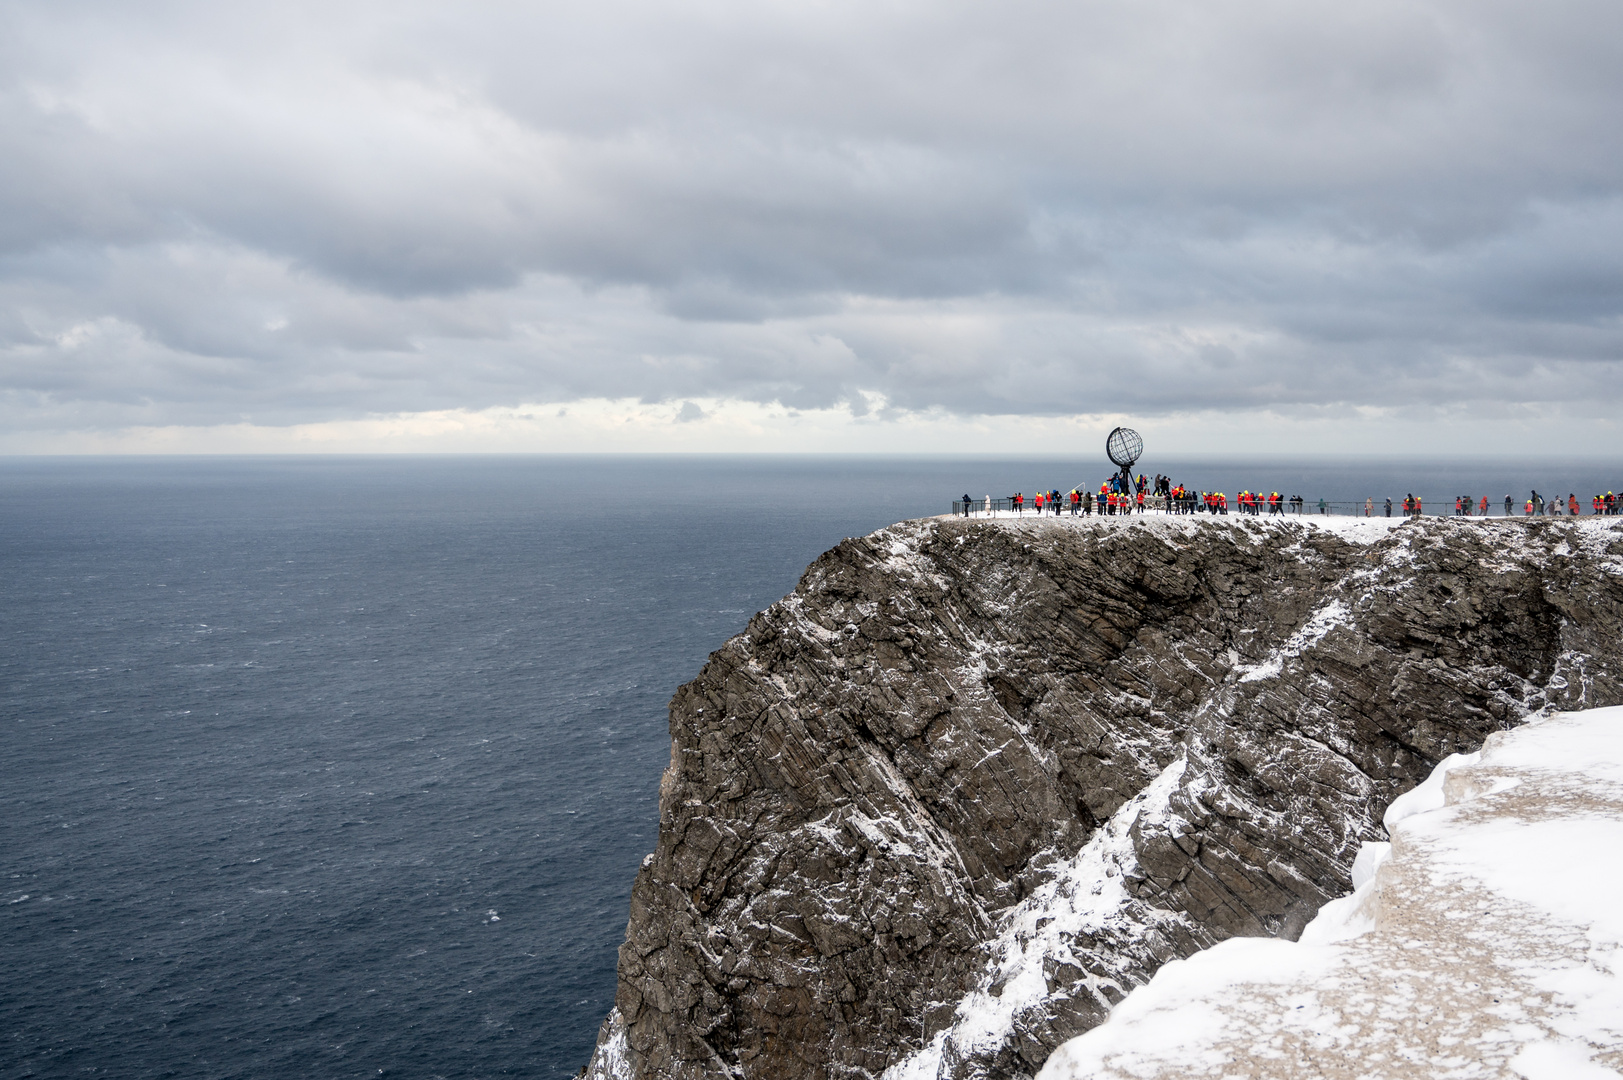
[583,515,1623,1080]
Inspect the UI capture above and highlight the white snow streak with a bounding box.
[1235,598,1351,683]
[884,757,1189,1080]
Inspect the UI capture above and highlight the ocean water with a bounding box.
[5,454,1621,1080]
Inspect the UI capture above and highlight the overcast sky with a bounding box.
[3,0,1621,454]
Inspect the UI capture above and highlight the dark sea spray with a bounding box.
[3,454,1619,1079]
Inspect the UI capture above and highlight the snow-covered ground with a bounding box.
[946,509,1623,546]
[1037,706,1623,1080]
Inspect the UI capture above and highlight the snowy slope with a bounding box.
[1037,705,1623,1080]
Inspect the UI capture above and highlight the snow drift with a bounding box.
[1038,704,1623,1079]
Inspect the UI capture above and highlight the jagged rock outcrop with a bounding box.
[584,516,1623,1080]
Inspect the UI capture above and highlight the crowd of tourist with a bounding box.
[955,480,1623,519]
[1422,491,1622,517]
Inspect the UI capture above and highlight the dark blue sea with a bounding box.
[6,454,1621,1079]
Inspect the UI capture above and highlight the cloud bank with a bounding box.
[2,0,1621,451]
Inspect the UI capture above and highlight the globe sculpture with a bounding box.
[1106,426,1143,470]
[1106,426,1143,495]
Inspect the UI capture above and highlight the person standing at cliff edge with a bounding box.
[1386,497,1393,517]
[1506,495,1514,516]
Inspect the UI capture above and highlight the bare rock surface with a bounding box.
[584,515,1623,1080]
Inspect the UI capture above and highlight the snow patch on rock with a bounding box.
[884,757,1190,1080]
[582,1008,633,1080]
[1235,598,1351,683]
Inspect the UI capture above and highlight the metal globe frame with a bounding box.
[1106,426,1143,495]
[1107,427,1143,469]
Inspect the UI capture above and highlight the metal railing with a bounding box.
[948,496,1620,519]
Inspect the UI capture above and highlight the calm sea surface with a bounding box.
[5,454,1621,1079]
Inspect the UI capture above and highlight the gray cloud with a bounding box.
[1,0,1621,434]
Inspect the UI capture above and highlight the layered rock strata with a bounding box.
[584,516,1623,1080]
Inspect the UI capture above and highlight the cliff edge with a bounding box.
[584,515,1623,1080]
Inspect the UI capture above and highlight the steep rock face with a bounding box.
[584,516,1623,1080]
